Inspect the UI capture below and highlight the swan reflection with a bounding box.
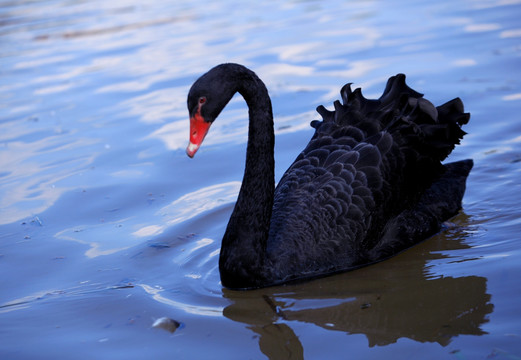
[222,218,493,356]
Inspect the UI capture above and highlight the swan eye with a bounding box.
[199,97,207,105]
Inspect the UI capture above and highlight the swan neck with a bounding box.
[220,66,275,288]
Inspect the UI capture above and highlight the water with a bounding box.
[1,0,521,358]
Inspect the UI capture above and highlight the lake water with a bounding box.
[1,0,521,359]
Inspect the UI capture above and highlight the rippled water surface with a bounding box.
[1,0,521,359]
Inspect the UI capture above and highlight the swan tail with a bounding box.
[368,159,474,260]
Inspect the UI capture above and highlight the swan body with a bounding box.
[186,63,471,289]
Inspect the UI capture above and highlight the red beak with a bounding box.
[186,112,211,158]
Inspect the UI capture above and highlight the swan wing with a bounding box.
[267,74,470,281]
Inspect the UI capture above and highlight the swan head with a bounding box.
[186,64,238,157]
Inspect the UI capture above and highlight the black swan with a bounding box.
[186,63,472,289]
